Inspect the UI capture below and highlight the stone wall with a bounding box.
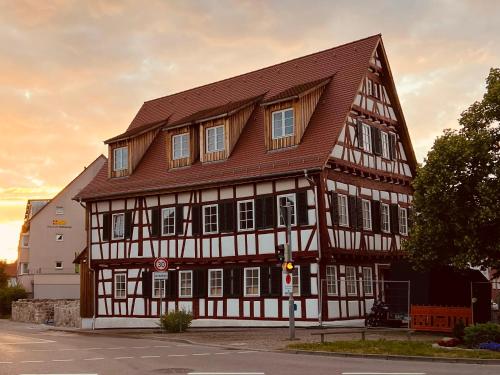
[11,299,81,327]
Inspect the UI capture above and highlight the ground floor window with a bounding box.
[244,267,260,297]
[114,273,127,299]
[326,265,338,296]
[345,266,357,296]
[362,267,373,296]
[153,274,166,298]
[179,270,192,297]
[208,269,223,297]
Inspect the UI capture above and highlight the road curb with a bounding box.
[285,349,500,365]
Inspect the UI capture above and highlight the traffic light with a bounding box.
[284,261,295,272]
[277,244,285,263]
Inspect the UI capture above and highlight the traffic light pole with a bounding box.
[285,204,295,340]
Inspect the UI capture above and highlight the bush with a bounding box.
[0,286,27,316]
[452,319,466,340]
[464,323,500,348]
[159,310,193,333]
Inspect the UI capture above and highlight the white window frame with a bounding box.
[381,203,390,233]
[244,267,260,297]
[203,204,218,234]
[381,132,390,159]
[55,261,63,270]
[362,199,372,230]
[237,199,254,231]
[271,108,294,139]
[326,265,338,296]
[172,133,190,160]
[20,263,29,275]
[153,273,166,298]
[161,207,176,236]
[113,146,128,171]
[179,270,193,298]
[55,206,64,215]
[114,273,127,300]
[206,125,225,153]
[292,265,301,297]
[345,266,358,296]
[362,267,374,296]
[362,124,372,153]
[277,193,297,227]
[399,207,408,235]
[112,213,125,240]
[208,269,223,298]
[338,194,349,227]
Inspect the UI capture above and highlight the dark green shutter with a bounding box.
[331,192,339,225]
[102,213,111,241]
[357,120,364,148]
[372,201,381,233]
[142,270,152,298]
[191,205,201,236]
[176,206,184,235]
[300,265,311,297]
[390,204,399,234]
[264,195,276,228]
[297,191,309,226]
[151,208,160,237]
[348,196,357,229]
[356,197,363,229]
[260,266,270,297]
[166,270,177,298]
[219,201,235,233]
[270,266,282,297]
[372,127,382,155]
[124,211,132,239]
[389,133,397,160]
[193,269,207,298]
[232,268,242,297]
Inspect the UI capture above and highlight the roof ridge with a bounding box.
[142,34,381,105]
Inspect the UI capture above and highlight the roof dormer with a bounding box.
[262,76,331,151]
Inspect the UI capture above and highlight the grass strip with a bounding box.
[288,339,500,359]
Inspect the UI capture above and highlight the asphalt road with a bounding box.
[0,320,499,375]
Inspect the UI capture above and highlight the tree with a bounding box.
[0,261,8,289]
[404,68,500,272]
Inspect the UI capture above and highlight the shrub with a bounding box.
[452,319,466,340]
[464,323,500,348]
[0,286,27,316]
[159,310,193,333]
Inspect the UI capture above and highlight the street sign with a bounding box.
[154,257,168,272]
[154,271,169,280]
[283,272,293,295]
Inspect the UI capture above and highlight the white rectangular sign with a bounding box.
[154,272,169,280]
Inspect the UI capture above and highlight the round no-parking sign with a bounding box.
[154,257,168,272]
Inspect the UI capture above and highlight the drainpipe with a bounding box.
[304,170,323,327]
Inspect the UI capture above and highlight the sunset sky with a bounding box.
[1,0,499,262]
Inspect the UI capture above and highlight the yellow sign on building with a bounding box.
[52,219,67,226]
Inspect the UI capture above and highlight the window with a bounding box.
[162,207,175,236]
[345,266,357,296]
[114,273,127,299]
[22,234,29,248]
[172,133,189,160]
[56,234,64,241]
[55,206,64,215]
[153,273,166,298]
[362,267,373,296]
[208,269,223,297]
[179,271,192,298]
[381,132,390,159]
[399,207,408,235]
[338,194,349,227]
[362,200,372,230]
[112,213,125,240]
[367,78,373,96]
[272,108,294,139]
[362,124,372,153]
[244,267,260,297]
[292,266,300,296]
[381,203,390,233]
[278,193,296,227]
[55,261,63,269]
[203,204,218,234]
[238,200,254,231]
[113,147,128,171]
[20,263,29,275]
[326,266,338,296]
[206,125,224,152]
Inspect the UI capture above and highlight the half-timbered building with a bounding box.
[76,34,416,328]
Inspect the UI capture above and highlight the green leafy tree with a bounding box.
[404,68,500,272]
[0,261,8,289]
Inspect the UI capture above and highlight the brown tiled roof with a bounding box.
[167,94,265,128]
[78,34,390,200]
[105,118,169,144]
[4,262,17,277]
[261,76,332,106]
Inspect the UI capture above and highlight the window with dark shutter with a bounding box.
[372,127,382,155]
[348,196,358,229]
[256,195,275,229]
[102,213,111,241]
[151,207,160,237]
[331,192,339,225]
[224,268,242,297]
[264,195,276,228]
[223,268,232,296]
[193,269,207,298]
[297,191,309,226]
[371,201,381,233]
[270,266,282,297]
[142,270,152,298]
[300,265,311,297]
[389,133,397,160]
[219,201,235,233]
[176,206,184,235]
[356,197,363,229]
[191,205,201,236]
[260,266,270,297]
[124,211,132,239]
[356,120,364,148]
[390,204,399,234]
[165,270,177,298]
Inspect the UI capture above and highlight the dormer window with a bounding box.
[172,133,189,160]
[206,125,224,153]
[113,147,128,171]
[272,108,294,139]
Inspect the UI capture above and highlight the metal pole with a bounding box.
[159,278,163,317]
[407,280,411,329]
[286,203,295,340]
